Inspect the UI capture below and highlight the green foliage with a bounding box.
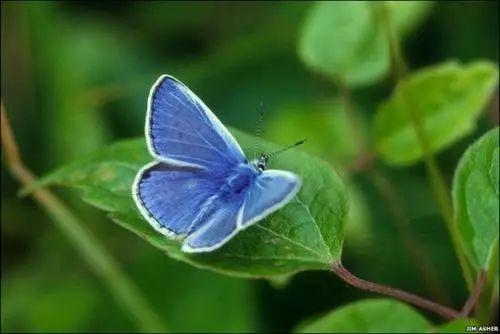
[266,100,366,167]
[28,3,111,164]
[375,61,499,165]
[298,1,432,87]
[25,128,348,278]
[432,318,479,333]
[3,1,499,331]
[295,298,479,333]
[0,231,257,332]
[295,299,431,333]
[343,181,373,249]
[452,128,499,270]
[1,269,97,332]
[387,1,434,34]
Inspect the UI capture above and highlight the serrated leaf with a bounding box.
[25,128,348,279]
[375,61,499,165]
[295,298,431,333]
[298,1,433,87]
[452,127,499,269]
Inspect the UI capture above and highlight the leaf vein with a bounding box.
[255,224,326,259]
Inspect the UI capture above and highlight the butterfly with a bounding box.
[132,75,302,253]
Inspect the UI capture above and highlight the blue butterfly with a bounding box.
[132,75,302,253]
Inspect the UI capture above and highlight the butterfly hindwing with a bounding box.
[240,170,301,228]
[147,75,245,169]
[133,162,219,237]
[134,162,251,252]
[182,192,246,252]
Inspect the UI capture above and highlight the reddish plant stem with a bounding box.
[461,271,488,317]
[331,261,461,320]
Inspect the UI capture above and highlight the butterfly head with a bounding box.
[256,154,268,173]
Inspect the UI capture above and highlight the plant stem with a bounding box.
[338,83,450,304]
[368,168,451,304]
[377,4,407,79]
[378,1,475,292]
[1,104,167,333]
[461,271,488,316]
[401,85,474,292]
[474,241,499,323]
[331,261,461,320]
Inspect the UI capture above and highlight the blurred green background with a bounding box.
[1,1,498,332]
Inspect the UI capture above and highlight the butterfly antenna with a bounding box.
[254,102,265,159]
[266,139,307,160]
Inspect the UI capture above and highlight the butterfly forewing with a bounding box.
[147,75,245,169]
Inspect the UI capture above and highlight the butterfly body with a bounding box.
[133,75,302,253]
[221,163,257,195]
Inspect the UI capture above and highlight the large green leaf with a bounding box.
[295,298,431,333]
[24,129,347,279]
[375,61,498,165]
[298,1,432,87]
[452,128,499,270]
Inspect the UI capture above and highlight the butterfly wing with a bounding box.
[181,192,246,253]
[133,162,222,237]
[239,170,301,228]
[182,169,301,253]
[134,160,249,250]
[136,75,301,252]
[147,75,246,169]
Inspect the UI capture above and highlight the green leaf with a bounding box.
[452,127,499,269]
[431,318,479,333]
[25,128,348,279]
[295,298,431,333]
[375,61,499,165]
[387,1,434,35]
[298,1,432,87]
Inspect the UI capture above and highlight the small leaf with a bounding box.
[25,128,348,279]
[298,1,433,87]
[452,127,499,269]
[295,298,431,333]
[375,61,499,165]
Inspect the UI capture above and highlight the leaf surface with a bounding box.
[295,298,431,333]
[298,1,433,86]
[452,127,499,269]
[375,61,498,165]
[25,129,348,278]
